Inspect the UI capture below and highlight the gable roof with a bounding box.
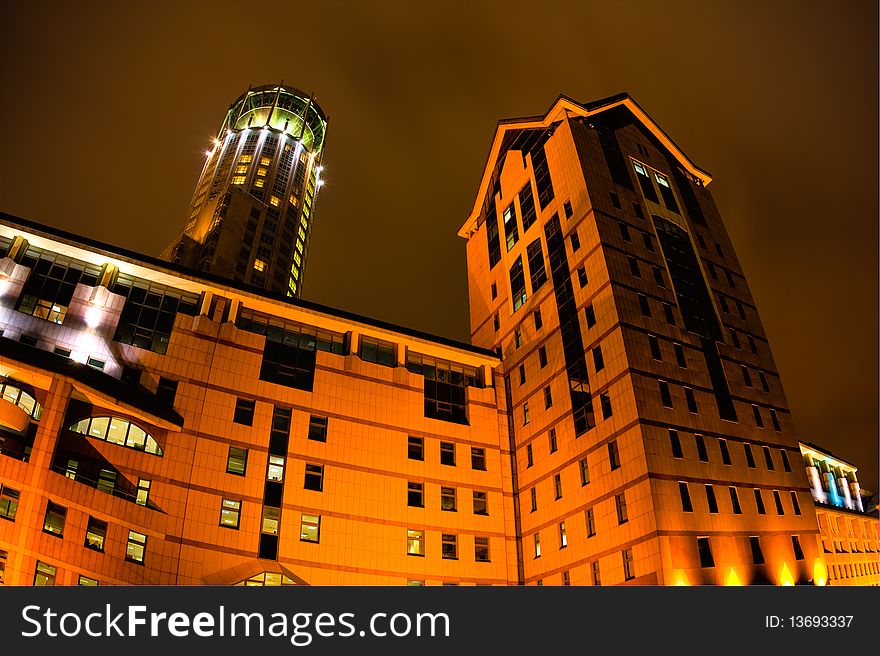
[458,93,712,238]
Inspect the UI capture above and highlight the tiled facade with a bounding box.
[0,93,874,587]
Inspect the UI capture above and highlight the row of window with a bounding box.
[658,379,782,430]
[406,530,491,562]
[668,429,792,470]
[827,561,879,581]
[407,437,487,470]
[679,482,802,517]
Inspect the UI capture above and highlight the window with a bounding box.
[523,403,530,425]
[790,491,801,515]
[632,201,644,219]
[220,499,242,529]
[533,532,541,558]
[156,378,178,405]
[526,444,533,467]
[253,259,266,272]
[43,501,66,537]
[668,430,683,459]
[643,233,655,252]
[407,529,424,556]
[697,537,714,568]
[762,446,775,471]
[659,381,672,408]
[654,172,679,212]
[600,393,612,419]
[749,536,764,565]
[491,282,497,299]
[515,329,523,350]
[473,491,488,516]
[791,536,804,561]
[408,482,424,508]
[97,468,117,495]
[744,443,756,468]
[623,549,635,580]
[719,439,731,465]
[442,534,458,560]
[591,561,601,586]
[548,429,557,453]
[126,531,147,564]
[633,161,659,203]
[770,409,781,432]
[729,487,742,514]
[112,276,199,355]
[619,222,631,242]
[752,405,764,428]
[304,464,324,492]
[440,442,456,466]
[638,293,651,317]
[503,203,519,251]
[754,489,766,514]
[628,257,640,278]
[543,386,553,409]
[562,571,571,586]
[261,507,280,535]
[441,487,457,512]
[530,487,537,512]
[579,458,590,486]
[559,521,568,548]
[475,537,490,562]
[554,474,563,500]
[570,231,581,251]
[759,371,770,392]
[0,486,20,521]
[408,436,424,461]
[17,253,101,325]
[673,343,686,368]
[616,493,628,524]
[300,514,320,543]
[684,387,697,413]
[79,575,98,586]
[87,357,105,371]
[678,481,694,512]
[538,345,548,367]
[83,516,107,551]
[493,314,499,331]
[534,309,543,330]
[227,446,248,476]
[359,336,395,367]
[68,416,163,455]
[519,364,526,385]
[136,479,151,506]
[663,303,675,326]
[509,256,527,311]
[649,335,661,360]
[592,346,605,372]
[695,434,708,462]
[307,415,328,442]
[34,561,56,586]
[748,335,758,355]
[730,329,741,349]
[586,508,596,537]
[577,267,588,287]
[585,304,596,328]
[773,490,785,515]
[705,485,718,513]
[610,192,622,210]
[471,447,487,471]
[526,239,548,291]
[608,440,620,470]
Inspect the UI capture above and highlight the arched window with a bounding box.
[0,380,42,420]
[68,416,162,456]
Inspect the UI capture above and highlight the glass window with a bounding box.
[440,487,457,512]
[78,575,99,586]
[233,398,255,425]
[473,491,488,516]
[34,561,56,586]
[304,464,324,492]
[359,336,396,367]
[608,441,620,470]
[408,482,424,507]
[623,549,636,580]
[126,531,147,564]
[261,507,280,535]
[474,537,490,562]
[267,456,285,482]
[533,532,541,558]
[509,256,527,311]
[308,415,328,442]
[729,487,742,514]
[112,275,199,355]
[0,486,20,521]
[84,517,107,551]
[471,447,486,471]
[136,479,151,507]
[300,514,320,543]
[616,493,628,524]
[407,436,424,461]
[749,536,764,564]
[220,499,242,528]
[68,416,162,456]
[407,529,424,556]
[442,534,458,560]
[227,446,248,476]
[579,458,590,486]
[43,501,66,536]
[697,537,714,568]
[440,442,456,466]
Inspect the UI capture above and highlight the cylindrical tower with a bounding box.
[164,84,328,297]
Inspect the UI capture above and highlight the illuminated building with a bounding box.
[799,442,879,586]
[460,93,827,586]
[162,84,327,298]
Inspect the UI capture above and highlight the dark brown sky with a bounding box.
[0,1,876,487]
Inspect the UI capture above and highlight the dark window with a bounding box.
[684,387,698,413]
[770,409,781,432]
[526,239,548,292]
[608,440,620,470]
[493,313,500,331]
[729,487,742,514]
[763,446,775,471]
[633,161,659,202]
[533,309,543,330]
[503,203,519,252]
[695,434,708,462]
[87,357,105,370]
[773,490,784,515]
[638,294,651,317]
[780,449,791,472]
[563,200,573,219]
[408,353,478,425]
[697,537,714,568]
[538,345,548,367]
[441,534,458,560]
[659,381,672,408]
[663,303,675,326]
[654,172,679,212]
[616,493,628,524]
[548,429,557,453]
[570,231,581,252]
[628,257,641,278]
[530,487,537,512]
[474,537,490,562]
[748,336,758,355]
[706,485,718,513]
[518,364,526,385]
[509,256,527,311]
[674,343,686,367]
[725,270,736,288]
[708,262,718,281]
[600,392,612,419]
[526,444,533,467]
[585,304,596,328]
[736,302,747,321]
[485,195,501,268]
[591,560,601,585]
[268,406,291,456]
[586,508,596,537]
[441,486,457,512]
[473,491,488,515]
[643,233,655,253]
[679,482,693,512]
[407,482,424,507]
[792,536,804,561]
[749,536,764,564]
[84,517,107,551]
[759,371,770,392]
[579,458,590,486]
[730,329,741,349]
[632,202,644,219]
[610,192,621,210]
[577,267,588,288]
[619,222,631,242]
[649,335,661,360]
[440,442,456,466]
[790,491,801,515]
[112,276,198,355]
[156,378,178,405]
[519,184,537,231]
[226,446,248,475]
[754,488,766,514]
[471,447,486,471]
[307,415,328,442]
[408,436,424,461]
[744,444,756,468]
[16,252,101,325]
[233,398,255,425]
[752,405,764,428]
[592,346,604,372]
[43,501,66,536]
[669,430,683,458]
[304,464,324,492]
[359,336,395,367]
[554,474,563,500]
[490,282,497,299]
[719,439,731,465]
[623,549,635,580]
[715,243,724,259]
[532,145,555,208]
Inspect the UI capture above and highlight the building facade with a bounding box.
[799,442,879,586]
[163,84,327,298]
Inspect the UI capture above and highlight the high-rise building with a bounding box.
[163,84,327,297]
[459,93,829,585]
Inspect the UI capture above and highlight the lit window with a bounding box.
[300,513,320,543]
[220,499,241,529]
[559,521,567,548]
[239,155,253,163]
[270,195,281,207]
[232,175,246,185]
[34,561,56,586]
[78,575,98,586]
[254,179,264,188]
[136,479,151,506]
[85,517,107,551]
[253,259,267,272]
[267,455,285,482]
[257,168,268,176]
[126,530,147,564]
[261,507,280,535]
[68,416,162,456]
[534,532,541,558]
[227,446,248,476]
[235,165,248,174]
[43,501,66,536]
[260,156,270,166]
[407,529,424,556]
[0,486,20,521]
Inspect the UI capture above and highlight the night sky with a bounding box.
[0,1,876,487]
